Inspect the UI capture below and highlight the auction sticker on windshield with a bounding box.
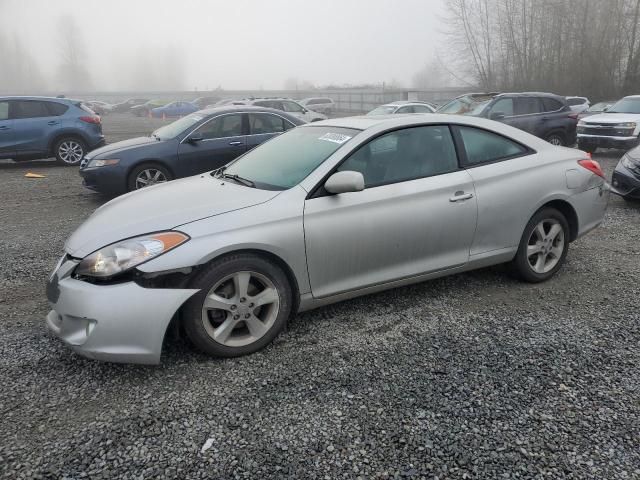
[318,132,352,144]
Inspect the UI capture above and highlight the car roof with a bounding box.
[386,100,433,106]
[196,104,304,123]
[0,95,79,104]
[623,95,640,99]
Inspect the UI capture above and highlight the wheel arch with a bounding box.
[188,248,301,315]
[126,159,176,181]
[538,199,579,241]
[48,130,89,155]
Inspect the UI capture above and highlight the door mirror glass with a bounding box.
[324,171,365,194]
[490,111,505,121]
[188,132,204,143]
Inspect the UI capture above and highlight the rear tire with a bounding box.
[182,253,292,358]
[54,137,86,166]
[545,132,566,146]
[510,208,570,283]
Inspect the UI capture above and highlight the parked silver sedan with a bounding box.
[46,114,610,364]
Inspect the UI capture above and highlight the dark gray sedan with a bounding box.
[79,106,304,195]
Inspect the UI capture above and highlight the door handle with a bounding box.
[228,141,242,146]
[0,126,9,130]
[449,191,474,202]
[48,121,59,126]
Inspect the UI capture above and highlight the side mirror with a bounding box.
[324,171,365,194]
[490,111,506,121]
[188,132,204,143]
[603,106,610,112]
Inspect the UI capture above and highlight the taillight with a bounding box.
[79,115,101,124]
[578,159,605,178]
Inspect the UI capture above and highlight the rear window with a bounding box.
[567,98,586,106]
[542,98,564,112]
[47,102,69,116]
[79,103,96,115]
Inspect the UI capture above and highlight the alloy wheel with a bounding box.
[58,140,84,164]
[526,219,565,274]
[201,271,280,347]
[547,135,563,146]
[135,168,168,189]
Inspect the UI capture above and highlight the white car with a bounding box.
[577,95,640,152]
[300,97,335,115]
[566,96,590,114]
[237,98,327,123]
[368,101,436,115]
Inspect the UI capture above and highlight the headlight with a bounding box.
[75,231,189,278]
[578,120,586,126]
[87,158,120,168]
[618,122,637,129]
[621,154,639,170]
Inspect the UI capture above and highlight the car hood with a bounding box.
[581,113,640,124]
[65,175,281,257]
[86,137,159,159]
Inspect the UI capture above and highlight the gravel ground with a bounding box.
[0,116,639,479]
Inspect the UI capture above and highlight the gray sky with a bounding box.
[1,0,447,91]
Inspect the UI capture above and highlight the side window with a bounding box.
[396,106,413,114]
[413,105,433,113]
[489,98,514,116]
[249,113,285,135]
[282,101,304,113]
[11,100,50,119]
[458,126,528,166]
[0,101,8,120]
[514,97,543,115]
[46,102,69,116]
[196,114,244,139]
[542,98,564,112]
[337,125,458,188]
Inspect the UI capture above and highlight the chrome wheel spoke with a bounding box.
[245,314,268,338]
[549,245,563,259]
[547,224,562,241]
[250,287,278,307]
[212,316,236,343]
[233,272,251,299]
[527,244,543,257]
[535,223,546,241]
[204,294,235,311]
[534,253,547,272]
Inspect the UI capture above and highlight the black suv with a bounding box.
[438,92,577,146]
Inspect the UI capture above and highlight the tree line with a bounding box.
[445,0,640,100]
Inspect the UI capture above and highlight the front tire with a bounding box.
[182,254,293,358]
[510,208,570,283]
[54,137,86,166]
[126,163,172,191]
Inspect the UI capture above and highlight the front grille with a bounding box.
[579,126,634,136]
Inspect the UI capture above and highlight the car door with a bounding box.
[0,100,15,158]
[10,100,57,156]
[177,113,247,175]
[246,112,294,151]
[510,97,545,135]
[303,125,478,299]
[453,125,537,255]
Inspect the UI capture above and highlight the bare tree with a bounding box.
[56,15,92,92]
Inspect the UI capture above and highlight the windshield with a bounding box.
[152,113,204,140]
[367,105,397,115]
[438,95,495,115]
[224,126,358,190]
[588,102,611,112]
[607,98,640,114]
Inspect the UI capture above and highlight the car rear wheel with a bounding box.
[127,163,172,191]
[545,132,566,146]
[510,208,569,283]
[54,137,86,166]
[182,254,292,357]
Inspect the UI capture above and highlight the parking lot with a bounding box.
[0,114,639,479]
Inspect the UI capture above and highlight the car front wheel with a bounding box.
[182,254,292,357]
[545,132,566,146]
[511,208,570,282]
[127,163,172,191]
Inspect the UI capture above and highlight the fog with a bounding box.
[0,0,447,93]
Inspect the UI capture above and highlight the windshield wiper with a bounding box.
[151,133,161,141]
[214,167,255,187]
